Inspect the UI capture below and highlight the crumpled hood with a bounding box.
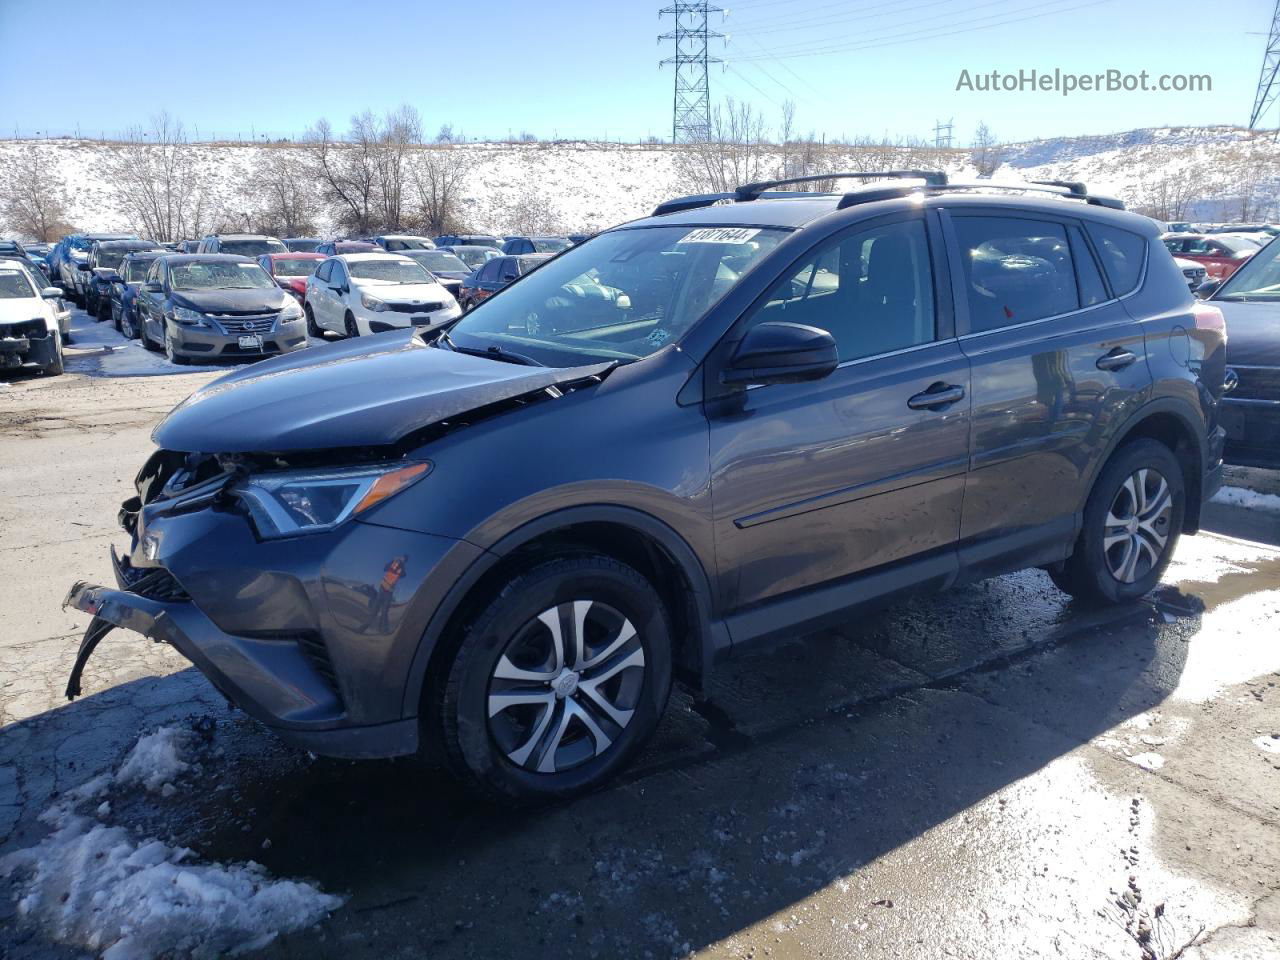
[153,330,613,453]
[1218,300,1280,366]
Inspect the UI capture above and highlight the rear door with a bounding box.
[708,212,971,625]
[944,209,1150,573]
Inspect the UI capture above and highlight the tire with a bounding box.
[119,307,137,340]
[435,554,673,803]
[163,325,190,365]
[98,297,112,324]
[305,304,321,338]
[1051,438,1184,605]
[343,311,360,338]
[43,334,64,376]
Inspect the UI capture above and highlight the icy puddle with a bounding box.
[1,725,343,959]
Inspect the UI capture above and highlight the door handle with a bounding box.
[907,383,966,410]
[1096,348,1137,371]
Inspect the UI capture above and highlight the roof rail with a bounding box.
[835,179,1125,211]
[735,170,947,201]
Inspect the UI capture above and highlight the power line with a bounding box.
[727,0,1112,62]
[659,2,726,142]
[1251,0,1280,129]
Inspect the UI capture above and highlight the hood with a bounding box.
[152,330,613,453]
[1218,300,1280,366]
[0,296,52,327]
[171,287,290,314]
[354,279,451,302]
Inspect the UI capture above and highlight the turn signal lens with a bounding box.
[353,462,431,515]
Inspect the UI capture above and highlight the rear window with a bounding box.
[1086,224,1147,296]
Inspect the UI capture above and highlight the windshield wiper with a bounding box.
[438,332,544,367]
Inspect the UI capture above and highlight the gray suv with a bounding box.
[66,173,1226,802]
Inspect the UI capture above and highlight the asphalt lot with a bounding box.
[1,310,1278,959]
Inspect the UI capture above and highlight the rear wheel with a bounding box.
[1050,439,1184,604]
[435,554,673,803]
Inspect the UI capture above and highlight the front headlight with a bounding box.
[171,306,209,327]
[279,300,303,321]
[360,292,389,312]
[232,461,430,539]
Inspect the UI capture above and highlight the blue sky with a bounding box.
[0,0,1269,145]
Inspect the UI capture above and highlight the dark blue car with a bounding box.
[109,251,166,338]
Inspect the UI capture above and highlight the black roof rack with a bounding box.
[736,170,948,201]
[653,172,1123,218]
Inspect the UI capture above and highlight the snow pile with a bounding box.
[1211,484,1280,515]
[115,726,193,793]
[1,726,343,959]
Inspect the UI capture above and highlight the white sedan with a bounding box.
[303,252,461,338]
[0,260,66,375]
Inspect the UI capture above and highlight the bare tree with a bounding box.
[674,97,771,194]
[247,146,318,237]
[971,122,1002,177]
[407,145,474,236]
[0,145,75,240]
[105,113,213,241]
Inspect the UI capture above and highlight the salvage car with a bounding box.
[65,173,1225,802]
[458,253,551,310]
[303,252,461,337]
[133,254,308,364]
[1205,235,1280,468]
[108,251,167,338]
[257,252,325,302]
[1163,233,1257,282]
[397,248,472,301]
[0,259,65,375]
[61,232,136,304]
[86,239,166,319]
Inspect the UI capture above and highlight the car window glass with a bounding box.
[1068,226,1108,307]
[954,216,1079,333]
[0,268,36,299]
[479,261,499,282]
[745,218,936,362]
[1085,223,1147,296]
[331,263,346,285]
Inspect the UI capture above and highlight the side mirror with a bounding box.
[143,281,163,293]
[40,286,61,299]
[722,321,839,386]
[1195,278,1221,299]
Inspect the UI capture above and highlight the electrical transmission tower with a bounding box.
[933,119,954,149]
[659,3,724,143]
[1250,1,1280,129]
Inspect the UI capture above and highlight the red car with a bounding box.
[1162,233,1257,282]
[257,252,326,300]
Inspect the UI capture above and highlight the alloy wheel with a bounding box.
[487,600,646,774]
[1103,467,1173,583]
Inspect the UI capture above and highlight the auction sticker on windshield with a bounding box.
[678,227,761,244]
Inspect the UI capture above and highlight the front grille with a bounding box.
[296,633,341,696]
[1231,366,1280,401]
[386,301,444,314]
[125,566,191,603]
[0,319,48,339]
[211,314,277,334]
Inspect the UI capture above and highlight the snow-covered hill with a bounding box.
[2,124,1277,236]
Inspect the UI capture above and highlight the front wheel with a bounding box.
[343,311,360,338]
[1050,438,1184,605]
[164,326,190,365]
[435,554,673,803]
[305,304,321,337]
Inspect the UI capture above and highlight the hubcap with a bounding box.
[1104,468,1173,583]
[487,600,645,774]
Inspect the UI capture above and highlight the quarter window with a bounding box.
[1069,226,1108,307]
[745,218,937,362]
[953,216,1079,333]
[1086,223,1147,296]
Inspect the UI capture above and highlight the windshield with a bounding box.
[170,261,276,291]
[219,238,288,256]
[349,259,433,284]
[124,259,155,282]
[0,242,24,255]
[1216,238,1280,301]
[272,257,320,277]
[405,251,468,272]
[96,250,128,268]
[0,268,37,298]
[452,247,499,268]
[446,225,787,364]
[531,238,571,253]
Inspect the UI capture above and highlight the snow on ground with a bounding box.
[4,123,1277,237]
[1212,484,1280,515]
[1,725,343,959]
